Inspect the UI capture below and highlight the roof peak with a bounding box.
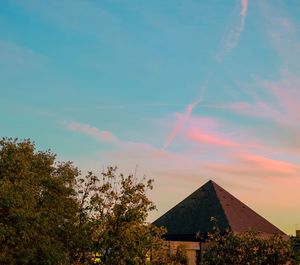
[153,179,285,241]
[205,179,218,185]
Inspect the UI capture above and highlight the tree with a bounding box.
[79,167,172,265]
[0,138,187,265]
[202,218,294,265]
[0,138,80,264]
[291,236,300,264]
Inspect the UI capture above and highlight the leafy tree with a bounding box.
[291,236,300,264]
[202,218,294,265]
[0,138,187,265]
[0,138,81,264]
[79,167,175,265]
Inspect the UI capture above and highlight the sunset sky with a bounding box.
[1,0,300,235]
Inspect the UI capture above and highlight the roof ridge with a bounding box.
[210,181,232,231]
[212,182,285,235]
[153,179,285,241]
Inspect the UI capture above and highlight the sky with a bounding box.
[1,0,300,235]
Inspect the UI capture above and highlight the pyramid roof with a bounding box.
[153,180,285,241]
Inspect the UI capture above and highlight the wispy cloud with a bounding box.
[217,0,249,61]
[0,40,48,69]
[227,100,284,122]
[66,121,161,152]
[240,0,249,17]
[186,127,239,148]
[222,70,300,154]
[241,154,297,175]
[65,121,201,183]
[205,153,299,179]
[162,100,199,150]
[65,116,300,235]
[163,1,251,150]
[67,122,118,143]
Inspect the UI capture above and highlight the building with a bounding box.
[153,180,286,265]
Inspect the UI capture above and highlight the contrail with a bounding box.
[162,69,215,150]
[162,99,200,150]
[217,0,249,61]
[241,0,249,17]
[162,1,249,150]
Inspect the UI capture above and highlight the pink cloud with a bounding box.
[183,115,274,153]
[241,0,248,17]
[241,154,297,174]
[67,122,118,143]
[186,128,239,147]
[67,122,165,154]
[205,153,298,178]
[263,76,300,122]
[186,115,223,129]
[261,2,298,66]
[66,121,191,164]
[164,1,250,148]
[225,73,300,132]
[225,96,300,155]
[67,119,300,236]
[228,100,284,122]
[162,100,199,150]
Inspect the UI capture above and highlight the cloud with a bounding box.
[217,0,249,61]
[223,70,300,154]
[162,109,277,156]
[259,1,299,71]
[162,0,251,150]
[67,122,118,143]
[240,0,248,17]
[262,74,300,123]
[241,154,297,175]
[66,121,164,154]
[162,100,199,150]
[183,114,273,151]
[186,128,239,147]
[205,153,299,179]
[161,0,251,150]
[65,118,300,236]
[227,100,284,123]
[65,121,203,179]
[0,40,48,70]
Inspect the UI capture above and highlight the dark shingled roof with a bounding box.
[153,180,285,241]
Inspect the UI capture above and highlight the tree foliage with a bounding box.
[6,138,299,265]
[0,138,185,265]
[0,138,80,264]
[202,218,298,265]
[291,236,300,264]
[79,166,187,265]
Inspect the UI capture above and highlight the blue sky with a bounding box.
[1,0,300,234]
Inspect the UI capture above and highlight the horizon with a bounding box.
[1,0,300,235]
